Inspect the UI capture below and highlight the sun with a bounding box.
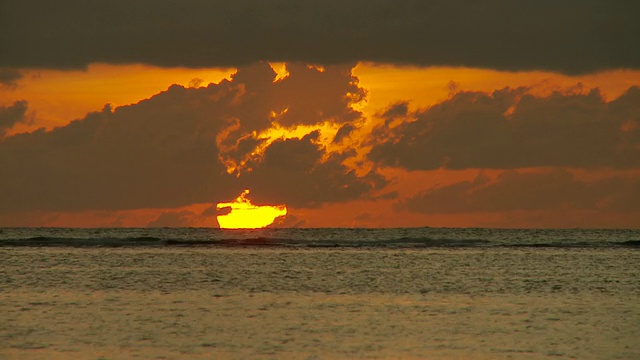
[216,189,287,229]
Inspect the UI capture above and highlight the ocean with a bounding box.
[1,228,639,359]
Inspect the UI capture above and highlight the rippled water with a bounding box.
[1,228,639,359]
[1,227,639,248]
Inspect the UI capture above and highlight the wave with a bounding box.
[0,236,168,247]
[2,235,639,249]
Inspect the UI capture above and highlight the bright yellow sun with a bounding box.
[216,189,287,229]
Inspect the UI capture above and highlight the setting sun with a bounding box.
[216,189,287,229]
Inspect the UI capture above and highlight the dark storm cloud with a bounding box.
[0,100,28,136]
[0,63,377,213]
[369,86,640,170]
[1,0,639,74]
[400,170,640,214]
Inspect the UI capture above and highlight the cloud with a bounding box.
[0,100,28,136]
[147,210,200,228]
[332,124,355,144]
[268,213,306,228]
[0,62,379,214]
[200,204,221,218]
[2,1,639,74]
[147,210,219,227]
[0,92,237,212]
[241,131,387,208]
[214,62,365,171]
[400,169,640,214]
[369,86,640,170]
[227,63,363,129]
[0,68,22,88]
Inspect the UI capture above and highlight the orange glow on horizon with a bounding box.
[216,189,287,229]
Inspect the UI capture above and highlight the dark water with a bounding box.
[1,227,639,248]
[2,227,640,359]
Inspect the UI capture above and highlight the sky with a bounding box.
[1,0,639,228]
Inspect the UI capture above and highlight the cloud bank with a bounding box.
[2,0,639,74]
[1,61,638,226]
[368,87,640,170]
[0,63,380,213]
[400,170,640,214]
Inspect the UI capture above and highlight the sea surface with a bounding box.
[1,228,639,359]
[2,227,640,249]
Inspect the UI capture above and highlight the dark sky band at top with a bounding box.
[1,0,639,74]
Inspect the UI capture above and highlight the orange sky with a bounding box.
[0,64,235,134]
[4,63,639,133]
[1,63,639,228]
